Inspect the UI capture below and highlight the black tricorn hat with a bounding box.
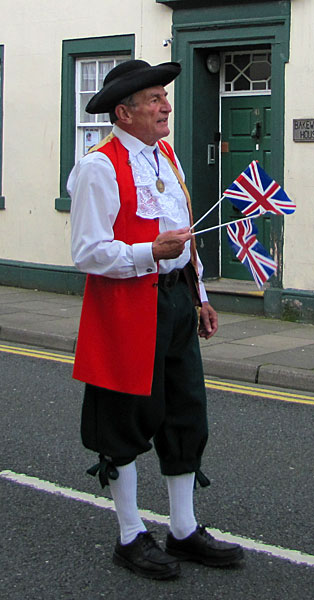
[85,59,181,114]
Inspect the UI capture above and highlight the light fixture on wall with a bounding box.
[163,38,173,47]
[206,54,220,74]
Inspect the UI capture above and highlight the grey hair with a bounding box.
[109,94,136,124]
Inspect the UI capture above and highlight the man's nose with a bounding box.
[161,98,172,113]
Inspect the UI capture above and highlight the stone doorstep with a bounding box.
[204,277,265,297]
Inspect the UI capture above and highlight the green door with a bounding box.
[221,95,271,279]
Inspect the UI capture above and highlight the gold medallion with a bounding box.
[156,178,165,193]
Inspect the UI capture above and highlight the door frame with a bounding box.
[170,1,290,286]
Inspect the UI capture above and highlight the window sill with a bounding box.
[55,197,71,212]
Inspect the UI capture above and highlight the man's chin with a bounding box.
[159,126,170,138]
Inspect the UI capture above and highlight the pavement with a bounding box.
[0,284,314,393]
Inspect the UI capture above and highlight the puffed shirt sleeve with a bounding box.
[68,152,157,278]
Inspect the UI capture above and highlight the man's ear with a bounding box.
[114,104,134,124]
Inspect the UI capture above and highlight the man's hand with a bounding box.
[198,301,218,340]
[152,227,192,261]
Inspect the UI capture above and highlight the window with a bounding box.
[221,50,271,96]
[75,57,129,161]
[55,35,135,211]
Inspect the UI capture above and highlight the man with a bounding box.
[68,59,244,580]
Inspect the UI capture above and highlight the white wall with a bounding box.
[0,0,173,266]
[284,0,314,290]
[3,0,311,295]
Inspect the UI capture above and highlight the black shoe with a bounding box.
[166,525,244,567]
[113,531,181,580]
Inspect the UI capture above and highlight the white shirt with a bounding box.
[67,125,207,302]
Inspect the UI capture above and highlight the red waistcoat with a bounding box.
[72,136,177,396]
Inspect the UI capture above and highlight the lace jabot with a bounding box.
[129,149,188,225]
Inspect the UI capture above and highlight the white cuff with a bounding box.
[132,242,157,277]
[199,280,209,303]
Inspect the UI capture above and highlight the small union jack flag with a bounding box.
[223,161,296,217]
[227,218,277,289]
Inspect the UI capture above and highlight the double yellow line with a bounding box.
[204,378,314,406]
[1,343,313,405]
[0,343,74,364]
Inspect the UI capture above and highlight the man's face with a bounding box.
[121,85,172,145]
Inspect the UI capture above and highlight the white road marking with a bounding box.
[1,469,314,567]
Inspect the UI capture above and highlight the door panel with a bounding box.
[221,96,271,279]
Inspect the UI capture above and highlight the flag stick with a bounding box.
[191,196,224,231]
[192,214,259,236]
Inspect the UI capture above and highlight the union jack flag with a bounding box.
[223,161,296,217]
[227,218,277,289]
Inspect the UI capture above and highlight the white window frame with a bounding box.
[220,50,272,97]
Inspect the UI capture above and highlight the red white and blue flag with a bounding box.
[223,161,296,217]
[227,218,277,289]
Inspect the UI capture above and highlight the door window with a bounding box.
[221,51,271,96]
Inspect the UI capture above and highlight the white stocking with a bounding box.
[166,473,197,540]
[109,461,146,545]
